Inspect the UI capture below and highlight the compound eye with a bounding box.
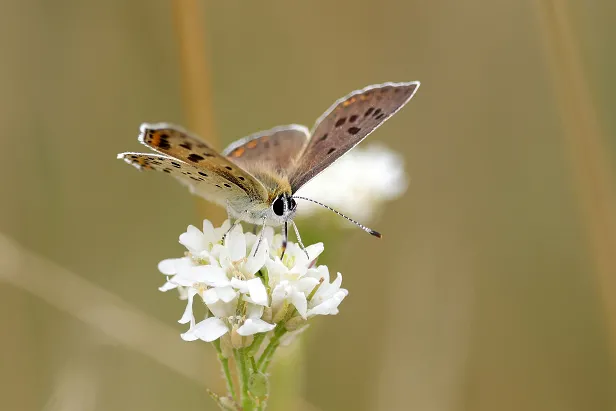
[272,197,285,216]
[288,197,297,211]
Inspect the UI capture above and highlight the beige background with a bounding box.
[1,1,615,410]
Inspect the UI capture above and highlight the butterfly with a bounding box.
[118,81,420,256]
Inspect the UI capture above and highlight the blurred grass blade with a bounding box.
[535,0,616,366]
[172,0,225,223]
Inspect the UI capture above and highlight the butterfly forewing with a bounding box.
[222,124,309,173]
[289,81,419,191]
[118,152,261,207]
[119,124,269,209]
[137,123,268,204]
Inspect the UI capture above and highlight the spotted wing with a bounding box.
[136,123,268,205]
[222,124,310,173]
[289,81,420,191]
[118,153,256,207]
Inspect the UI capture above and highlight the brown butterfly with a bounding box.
[118,81,420,254]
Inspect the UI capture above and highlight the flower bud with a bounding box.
[220,334,234,358]
[248,371,269,403]
[231,325,253,348]
[284,316,306,331]
[272,301,290,324]
[261,307,273,322]
[219,396,239,410]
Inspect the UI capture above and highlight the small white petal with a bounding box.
[237,319,275,336]
[207,299,237,318]
[204,286,237,304]
[158,280,177,292]
[245,303,264,319]
[177,286,189,300]
[307,291,346,317]
[179,225,205,252]
[218,286,238,303]
[246,278,268,306]
[201,219,216,243]
[180,329,199,341]
[230,277,249,293]
[291,291,307,318]
[263,226,275,248]
[178,289,197,324]
[190,265,230,287]
[203,288,219,304]
[226,227,246,261]
[158,259,179,275]
[192,317,229,342]
[270,283,288,310]
[331,272,343,290]
[180,316,198,341]
[296,277,320,293]
[305,243,324,262]
[244,238,269,275]
[215,220,231,239]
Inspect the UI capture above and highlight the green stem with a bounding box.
[212,340,236,402]
[234,348,255,411]
[250,356,258,373]
[247,332,267,357]
[257,324,287,372]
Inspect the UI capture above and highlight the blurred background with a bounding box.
[1,1,615,410]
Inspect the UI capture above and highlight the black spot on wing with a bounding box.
[187,153,204,162]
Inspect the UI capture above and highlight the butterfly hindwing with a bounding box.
[223,124,310,173]
[136,123,269,205]
[289,81,420,191]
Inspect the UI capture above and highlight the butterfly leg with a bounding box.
[253,217,268,257]
[280,221,289,259]
[290,220,309,259]
[222,211,249,242]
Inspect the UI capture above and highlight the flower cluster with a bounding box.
[158,220,348,348]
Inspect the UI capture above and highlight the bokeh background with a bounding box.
[1,1,615,410]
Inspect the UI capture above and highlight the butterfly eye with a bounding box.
[272,196,285,216]
[287,197,297,211]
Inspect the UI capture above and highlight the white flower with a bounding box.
[179,219,231,257]
[157,219,348,346]
[296,143,407,222]
[305,266,348,317]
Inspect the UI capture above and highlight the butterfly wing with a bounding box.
[121,123,269,207]
[289,81,420,191]
[222,124,310,173]
[117,152,262,207]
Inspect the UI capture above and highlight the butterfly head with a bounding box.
[270,193,297,223]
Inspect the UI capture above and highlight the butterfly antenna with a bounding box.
[293,196,383,238]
